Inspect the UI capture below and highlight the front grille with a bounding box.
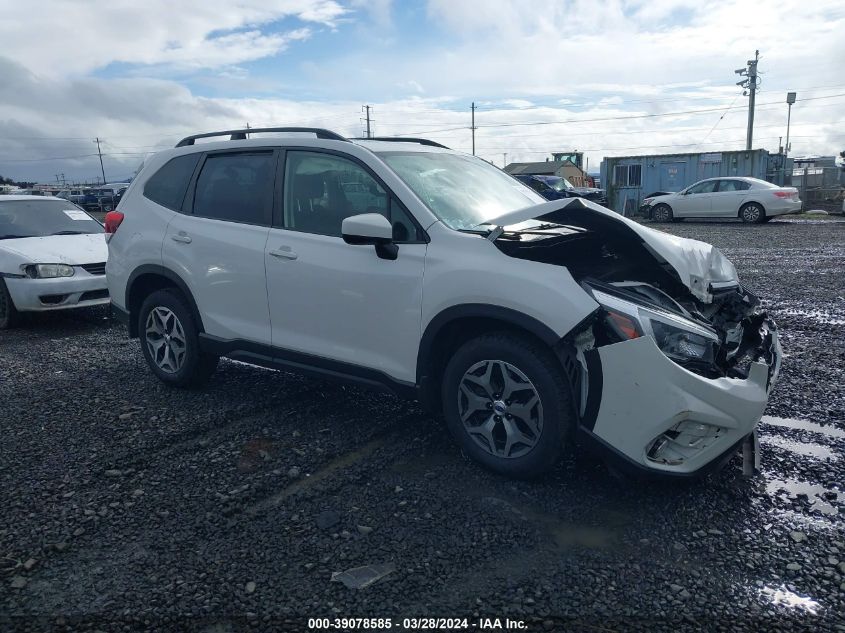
[80,262,106,275]
[79,289,109,302]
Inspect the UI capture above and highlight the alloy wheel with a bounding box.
[145,306,187,374]
[457,359,543,459]
[652,206,671,222]
[742,204,762,223]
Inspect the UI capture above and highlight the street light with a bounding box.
[785,92,796,157]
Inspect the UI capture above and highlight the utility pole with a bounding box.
[471,102,477,156]
[245,122,251,139]
[735,50,759,150]
[503,152,507,168]
[93,137,107,185]
[362,105,373,138]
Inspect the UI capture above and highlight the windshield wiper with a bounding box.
[0,234,36,240]
[50,230,86,235]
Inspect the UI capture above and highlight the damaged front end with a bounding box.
[488,198,782,476]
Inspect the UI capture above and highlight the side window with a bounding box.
[527,179,547,193]
[144,153,201,211]
[719,179,750,192]
[284,151,421,241]
[687,181,717,194]
[192,152,274,225]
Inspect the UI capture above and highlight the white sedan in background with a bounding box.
[0,195,109,329]
[644,177,802,223]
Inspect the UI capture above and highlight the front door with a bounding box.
[673,179,718,217]
[265,149,426,384]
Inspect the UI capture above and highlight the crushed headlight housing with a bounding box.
[23,263,75,279]
[589,287,719,368]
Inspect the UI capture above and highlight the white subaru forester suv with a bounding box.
[106,127,781,479]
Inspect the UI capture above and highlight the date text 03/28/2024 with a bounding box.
[307,617,528,630]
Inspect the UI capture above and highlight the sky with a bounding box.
[1,0,844,183]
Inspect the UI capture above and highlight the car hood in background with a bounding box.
[484,198,739,303]
[0,233,107,267]
[569,186,606,196]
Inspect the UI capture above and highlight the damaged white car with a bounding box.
[106,131,780,479]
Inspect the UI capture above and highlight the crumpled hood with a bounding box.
[0,233,107,269]
[484,198,739,303]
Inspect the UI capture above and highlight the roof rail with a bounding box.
[353,136,450,149]
[175,127,348,148]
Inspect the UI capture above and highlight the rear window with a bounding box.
[143,154,201,211]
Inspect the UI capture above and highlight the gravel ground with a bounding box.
[1,217,843,632]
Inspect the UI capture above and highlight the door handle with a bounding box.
[171,233,192,244]
[269,247,298,260]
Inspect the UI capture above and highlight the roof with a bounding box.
[504,161,571,175]
[603,148,770,162]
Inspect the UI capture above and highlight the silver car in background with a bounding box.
[644,177,802,223]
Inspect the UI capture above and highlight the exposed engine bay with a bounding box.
[491,208,779,383]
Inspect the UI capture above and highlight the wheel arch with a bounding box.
[738,199,766,217]
[125,265,204,338]
[416,304,571,413]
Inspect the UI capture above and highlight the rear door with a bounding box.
[162,149,276,345]
[711,179,751,216]
[264,149,426,383]
[673,180,717,217]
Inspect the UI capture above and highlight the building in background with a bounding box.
[504,152,591,186]
[599,149,791,215]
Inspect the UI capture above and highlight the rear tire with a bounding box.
[0,280,20,330]
[441,332,575,479]
[138,289,218,388]
[651,204,673,223]
[739,202,766,223]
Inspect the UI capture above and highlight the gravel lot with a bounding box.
[1,217,844,632]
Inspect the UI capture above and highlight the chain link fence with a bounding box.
[793,167,844,213]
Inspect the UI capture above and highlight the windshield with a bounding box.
[0,200,103,238]
[543,176,575,192]
[379,151,545,230]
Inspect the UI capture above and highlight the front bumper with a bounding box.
[579,326,781,477]
[4,273,109,312]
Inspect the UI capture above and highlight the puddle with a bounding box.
[762,416,845,439]
[759,435,837,461]
[768,509,838,531]
[478,495,623,550]
[759,585,821,615]
[765,478,839,515]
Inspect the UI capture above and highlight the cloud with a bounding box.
[0,0,843,181]
[0,0,346,76]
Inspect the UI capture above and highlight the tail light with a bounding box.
[104,210,124,235]
[773,191,790,198]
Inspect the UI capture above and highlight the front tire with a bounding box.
[0,280,20,330]
[138,289,218,388]
[740,202,766,223]
[651,204,673,223]
[441,332,575,479]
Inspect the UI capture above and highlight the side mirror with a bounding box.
[341,213,398,260]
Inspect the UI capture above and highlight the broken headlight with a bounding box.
[590,288,719,366]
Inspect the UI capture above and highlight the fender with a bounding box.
[416,303,561,383]
[125,264,205,337]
